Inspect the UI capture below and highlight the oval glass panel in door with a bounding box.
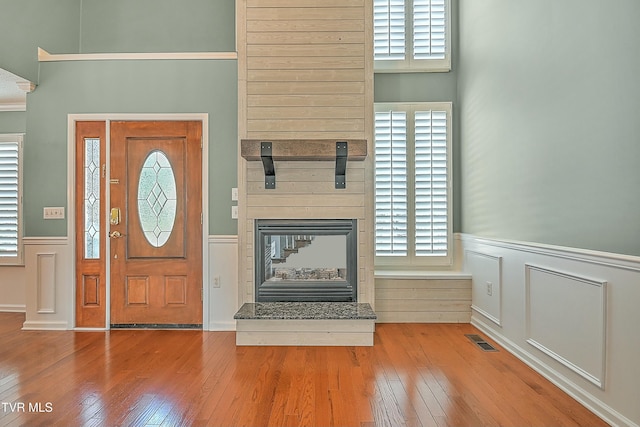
[137,150,177,247]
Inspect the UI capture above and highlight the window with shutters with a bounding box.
[375,103,452,267]
[0,134,23,265]
[374,0,450,72]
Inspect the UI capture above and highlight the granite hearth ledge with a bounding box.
[234,302,377,320]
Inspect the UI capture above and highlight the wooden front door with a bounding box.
[109,121,202,326]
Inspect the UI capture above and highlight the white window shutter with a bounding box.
[375,111,408,256]
[374,0,406,60]
[414,0,447,60]
[415,110,448,256]
[0,142,19,258]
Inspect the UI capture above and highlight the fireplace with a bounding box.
[255,219,357,302]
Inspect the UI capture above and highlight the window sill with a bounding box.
[374,270,471,280]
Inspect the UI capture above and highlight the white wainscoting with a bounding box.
[23,237,72,330]
[461,234,640,427]
[0,266,26,312]
[19,235,239,331]
[525,264,607,389]
[465,250,502,326]
[208,235,239,331]
[36,253,57,314]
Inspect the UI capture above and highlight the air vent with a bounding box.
[465,334,498,352]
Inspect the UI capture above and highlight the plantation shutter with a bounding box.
[413,0,447,60]
[0,141,19,258]
[375,111,408,256]
[374,0,406,60]
[415,110,448,256]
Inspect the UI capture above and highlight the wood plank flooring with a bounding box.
[0,313,607,426]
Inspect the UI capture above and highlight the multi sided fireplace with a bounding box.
[255,219,357,302]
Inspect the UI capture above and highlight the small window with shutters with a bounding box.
[374,0,451,72]
[0,134,23,265]
[374,103,452,267]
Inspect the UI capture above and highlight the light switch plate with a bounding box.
[43,207,65,219]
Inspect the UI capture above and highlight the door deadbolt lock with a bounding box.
[110,207,121,225]
[109,231,124,238]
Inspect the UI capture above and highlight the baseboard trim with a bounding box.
[208,321,236,331]
[0,304,26,312]
[22,320,69,331]
[471,316,637,427]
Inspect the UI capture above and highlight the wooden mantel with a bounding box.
[240,139,367,161]
[241,139,367,189]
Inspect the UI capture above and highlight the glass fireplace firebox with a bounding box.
[255,219,357,302]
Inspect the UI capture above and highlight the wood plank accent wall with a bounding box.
[375,278,472,323]
[237,0,374,305]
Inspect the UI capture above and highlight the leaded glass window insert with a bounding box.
[84,138,101,259]
[137,150,177,248]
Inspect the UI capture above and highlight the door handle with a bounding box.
[109,231,125,238]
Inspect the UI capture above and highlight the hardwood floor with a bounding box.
[0,313,607,426]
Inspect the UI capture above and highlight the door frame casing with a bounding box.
[67,113,210,330]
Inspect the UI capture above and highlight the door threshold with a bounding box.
[111,324,202,330]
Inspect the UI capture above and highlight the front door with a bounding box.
[109,121,202,326]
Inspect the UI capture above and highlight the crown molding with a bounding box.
[0,102,26,112]
[38,47,237,62]
[16,81,36,93]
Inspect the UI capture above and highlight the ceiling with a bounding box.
[0,68,31,111]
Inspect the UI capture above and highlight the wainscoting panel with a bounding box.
[36,253,57,313]
[465,250,502,326]
[525,264,606,388]
[461,234,640,427]
[23,237,72,330]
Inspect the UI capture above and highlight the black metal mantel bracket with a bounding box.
[259,140,349,189]
[260,142,275,189]
[335,141,348,189]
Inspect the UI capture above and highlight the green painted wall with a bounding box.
[0,0,239,237]
[0,0,80,82]
[80,0,235,53]
[25,59,238,237]
[0,111,26,133]
[458,0,640,256]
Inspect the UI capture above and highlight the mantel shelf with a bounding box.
[240,139,367,161]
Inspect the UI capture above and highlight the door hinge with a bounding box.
[201,288,203,302]
[201,212,203,225]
